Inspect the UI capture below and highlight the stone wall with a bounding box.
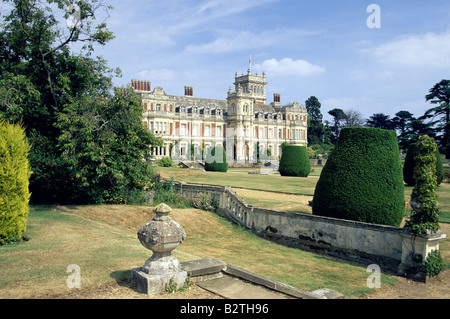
[174,182,446,276]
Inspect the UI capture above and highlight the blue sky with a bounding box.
[89,0,450,122]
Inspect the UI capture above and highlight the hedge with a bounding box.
[278,145,311,177]
[0,121,31,245]
[312,127,405,227]
[204,146,228,172]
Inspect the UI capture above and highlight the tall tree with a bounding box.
[342,109,365,128]
[0,0,160,203]
[328,108,346,144]
[425,80,450,158]
[305,96,324,145]
[366,113,394,130]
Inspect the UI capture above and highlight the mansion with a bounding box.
[132,70,308,164]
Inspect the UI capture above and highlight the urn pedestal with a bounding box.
[131,204,187,295]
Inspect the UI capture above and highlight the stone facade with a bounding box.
[132,70,308,164]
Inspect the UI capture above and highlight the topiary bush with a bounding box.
[403,142,419,186]
[0,120,32,245]
[204,146,228,172]
[403,141,444,186]
[312,127,405,227]
[279,145,311,177]
[407,135,440,234]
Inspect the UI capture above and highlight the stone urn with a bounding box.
[132,203,188,295]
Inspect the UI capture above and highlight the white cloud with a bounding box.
[253,58,325,77]
[184,28,319,54]
[136,69,176,81]
[371,30,450,68]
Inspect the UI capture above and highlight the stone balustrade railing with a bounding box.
[174,182,446,281]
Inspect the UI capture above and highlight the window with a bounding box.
[216,125,222,137]
[163,122,167,135]
[268,128,273,139]
[205,125,210,137]
[180,124,186,136]
[278,129,282,139]
[193,124,198,137]
[156,104,161,111]
[259,127,263,139]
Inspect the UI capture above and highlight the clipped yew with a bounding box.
[279,145,311,177]
[204,146,228,172]
[0,120,31,245]
[404,141,444,186]
[312,127,405,227]
[407,135,440,234]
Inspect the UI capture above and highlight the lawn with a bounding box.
[0,205,398,299]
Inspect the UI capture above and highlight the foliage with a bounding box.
[305,96,324,145]
[0,1,161,204]
[423,250,447,277]
[403,142,419,186]
[407,135,441,234]
[312,127,405,227]
[424,79,450,159]
[279,145,311,177]
[0,120,31,245]
[405,141,445,187]
[158,156,173,167]
[149,175,218,212]
[307,143,333,159]
[165,277,193,293]
[204,146,228,172]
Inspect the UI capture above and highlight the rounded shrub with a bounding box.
[0,120,31,245]
[204,146,228,172]
[279,145,311,177]
[312,127,405,227]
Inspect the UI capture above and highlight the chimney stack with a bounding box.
[184,86,193,96]
[274,93,280,103]
[131,79,151,92]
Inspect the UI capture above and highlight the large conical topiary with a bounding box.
[279,145,311,177]
[312,127,405,227]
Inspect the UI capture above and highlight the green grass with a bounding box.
[157,167,319,196]
[0,205,399,299]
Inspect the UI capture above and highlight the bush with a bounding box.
[0,120,31,245]
[312,127,405,227]
[423,249,447,277]
[204,146,228,172]
[279,145,311,177]
[158,156,173,167]
[404,142,444,186]
[403,142,419,186]
[407,135,440,234]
